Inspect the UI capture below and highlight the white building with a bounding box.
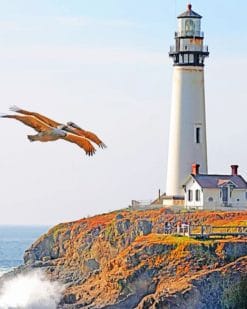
[183,164,247,210]
[166,4,209,200]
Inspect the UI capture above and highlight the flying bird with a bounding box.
[10,105,106,148]
[67,121,106,149]
[0,113,96,156]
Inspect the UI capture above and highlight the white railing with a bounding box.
[130,200,152,207]
[128,199,162,210]
[170,45,208,53]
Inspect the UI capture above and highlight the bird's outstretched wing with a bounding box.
[1,114,51,132]
[10,105,61,128]
[62,132,96,156]
[67,122,106,148]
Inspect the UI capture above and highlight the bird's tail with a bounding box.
[27,134,38,142]
[9,105,21,112]
[0,113,9,118]
[99,142,107,149]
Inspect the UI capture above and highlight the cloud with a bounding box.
[0,20,24,32]
[0,45,167,66]
[55,16,140,29]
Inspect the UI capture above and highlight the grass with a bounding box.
[135,233,207,245]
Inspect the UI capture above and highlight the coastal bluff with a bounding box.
[6,210,247,308]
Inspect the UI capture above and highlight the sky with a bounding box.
[0,0,246,225]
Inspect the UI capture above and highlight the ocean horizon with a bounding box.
[0,225,50,277]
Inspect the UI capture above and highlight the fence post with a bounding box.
[201,225,204,238]
[188,225,191,237]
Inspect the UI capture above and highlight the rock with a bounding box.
[9,209,247,308]
[42,256,51,262]
[116,219,131,235]
[24,234,55,264]
[50,246,59,259]
[85,259,100,272]
[137,220,152,235]
[63,293,77,304]
[116,213,124,220]
[221,242,247,262]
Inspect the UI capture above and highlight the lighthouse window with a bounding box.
[196,127,201,143]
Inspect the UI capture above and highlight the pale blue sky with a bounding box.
[0,1,246,224]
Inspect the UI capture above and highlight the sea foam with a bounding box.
[0,269,10,279]
[0,270,64,309]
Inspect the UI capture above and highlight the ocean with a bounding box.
[0,225,49,277]
[0,225,65,308]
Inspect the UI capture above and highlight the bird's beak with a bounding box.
[64,126,76,134]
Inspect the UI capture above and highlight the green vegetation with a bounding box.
[222,278,247,309]
[49,223,67,240]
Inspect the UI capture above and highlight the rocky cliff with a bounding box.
[10,210,247,308]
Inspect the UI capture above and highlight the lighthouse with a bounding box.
[166,4,209,199]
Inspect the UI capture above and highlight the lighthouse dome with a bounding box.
[178,4,202,19]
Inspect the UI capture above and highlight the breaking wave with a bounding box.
[0,270,64,309]
[0,269,11,279]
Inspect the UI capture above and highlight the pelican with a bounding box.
[10,105,106,148]
[0,113,96,156]
[27,128,67,142]
[67,121,106,148]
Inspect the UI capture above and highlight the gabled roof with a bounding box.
[189,174,247,189]
[217,179,236,187]
[178,5,202,19]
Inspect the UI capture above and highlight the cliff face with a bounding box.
[23,210,247,308]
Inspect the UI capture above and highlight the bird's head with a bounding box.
[57,124,67,130]
[67,121,81,130]
[58,123,76,134]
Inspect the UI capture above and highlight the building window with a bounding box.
[221,187,228,203]
[245,192,247,200]
[195,189,201,201]
[208,197,213,202]
[188,190,193,201]
[196,127,201,143]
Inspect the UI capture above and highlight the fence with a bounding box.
[170,45,209,53]
[176,225,247,238]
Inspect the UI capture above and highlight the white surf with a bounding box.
[0,270,64,309]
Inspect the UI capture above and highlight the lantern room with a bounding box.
[169,4,209,66]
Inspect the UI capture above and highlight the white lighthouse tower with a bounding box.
[166,4,209,200]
